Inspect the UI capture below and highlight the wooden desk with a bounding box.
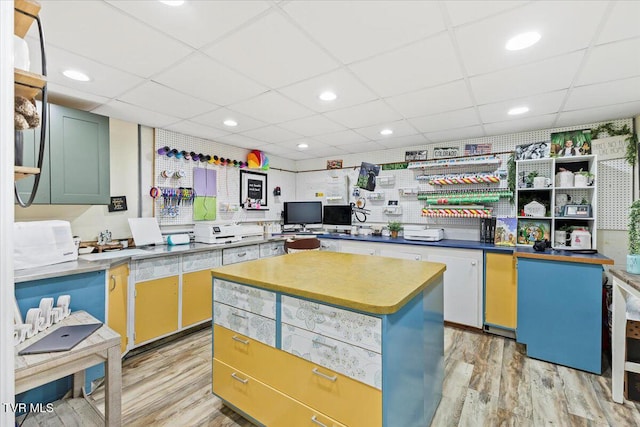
[611,268,640,403]
[15,311,122,426]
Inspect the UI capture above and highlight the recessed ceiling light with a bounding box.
[380,129,393,136]
[297,143,309,149]
[505,31,541,51]
[159,0,185,6]
[508,106,529,116]
[62,69,90,82]
[223,119,238,127]
[318,91,337,101]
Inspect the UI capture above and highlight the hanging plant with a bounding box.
[591,122,638,166]
[507,152,515,203]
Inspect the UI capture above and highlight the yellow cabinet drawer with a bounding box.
[485,252,517,329]
[213,359,346,427]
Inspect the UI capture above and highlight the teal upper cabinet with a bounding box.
[15,119,50,204]
[15,104,110,205]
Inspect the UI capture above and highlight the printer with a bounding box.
[403,226,444,242]
[14,220,78,270]
[193,223,242,244]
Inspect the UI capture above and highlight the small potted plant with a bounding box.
[628,200,640,274]
[387,221,403,239]
[575,168,594,187]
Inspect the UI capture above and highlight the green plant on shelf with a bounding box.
[387,221,403,232]
[525,171,539,187]
[629,200,640,255]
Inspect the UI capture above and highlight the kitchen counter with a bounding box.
[318,233,514,252]
[211,251,446,314]
[15,236,285,283]
[515,246,614,265]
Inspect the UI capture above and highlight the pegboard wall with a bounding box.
[154,129,295,227]
[296,118,634,233]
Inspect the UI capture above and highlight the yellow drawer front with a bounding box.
[266,349,381,427]
[485,252,517,328]
[213,359,346,427]
[214,324,279,381]
[182,270,212,327]
[134,276,179,344]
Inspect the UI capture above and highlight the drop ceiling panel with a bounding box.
[349,34,462,98]
[240,125,302,143]
[306,146,350,158]
[341,141,388,154]
[165,121,230,141]
[276,139,331,151]
[92,100,178,128]
[424,125,485,143]
[324,100,403,129]
[215,134,267,149]
[25,43,144,98]
[577,38,640,85]
[153,53,268,106]
[470,51,584,104]
[596,1,640,45]
[278,115,347,137]
[314,130,370,146]
[354,120,420,140]
[278,68,378,112]
[444,1,528,27]
[119,81,218,119]
[409,108,480,133]
[455,1,607,76]
[105,0,270,49]
[478,90,567,124]
[203,12,339,88]
[376,134,429,149]
[556,101,640,128]
[190,108,267,133]
[230,91,314,124]
[565,77,640,111]
[37,1,193,78]
[385,80,473,119]
[47,82,110,111]
[283,1,446,63]
[483,114,556,136]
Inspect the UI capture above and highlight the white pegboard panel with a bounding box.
[154,129,296,226]
[598,158,632,230]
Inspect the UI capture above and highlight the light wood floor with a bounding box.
[24,326,640,426]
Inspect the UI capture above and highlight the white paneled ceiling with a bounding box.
[26,0,640,161]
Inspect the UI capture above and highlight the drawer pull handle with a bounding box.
[312,338,337,350]
[231,312,248,320]
[232,335,249,345]
[311,415,328,427]
[237,252,247,257]
[231,372,248,384]
[109,275,116,292]
[312,367,337,382]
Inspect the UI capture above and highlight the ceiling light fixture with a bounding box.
[297,143,309,149]
[62,69,90,82]
[380,129,393,136]
[223,119,238,127]
[505,31,541,51]
[318,91,337,101]
[159,1,185,6]
[508,106,529,116]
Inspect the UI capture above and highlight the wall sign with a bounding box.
[591,135,627,161]
[240,170,268,209]
[405,150,427,161]
[433,147,459,158]
[108,196,127,212]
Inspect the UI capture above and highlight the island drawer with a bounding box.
[182,250,221,272]
[213,359,347,427]
[214,279,276,319]
[259,241,285,258]
[281,295,381,353]
[133,255,180,281]
[281,323,381,389]
[213,302,275,347]
[222,244,259,265]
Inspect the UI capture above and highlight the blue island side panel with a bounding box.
[517,258,602,374]
[15,270,106,406]
[382,276,444,427]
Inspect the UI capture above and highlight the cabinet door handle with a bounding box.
[232,335,249,345]
[312,338,337,350]
[312,367,337,382]
[415,255,420,261]
[311,415,328,427]
[109,275,116,292]
[231,312,248,320]
[231,372,248,384]
[237,252,247,257]
[471,261,477,266]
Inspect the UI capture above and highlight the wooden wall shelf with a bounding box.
[15,69,46,99]
[15,0,41,38]
[14,166,39,180]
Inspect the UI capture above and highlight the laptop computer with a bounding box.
[18,323,103,355]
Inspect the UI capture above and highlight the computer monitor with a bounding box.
[283,201,323,231]
[323,205,352,227]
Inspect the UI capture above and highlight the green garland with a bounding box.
[629,200,640,254]
[591,122,638,165]
[507,152,516,203]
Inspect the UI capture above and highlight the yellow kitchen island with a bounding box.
[211,251,446,427]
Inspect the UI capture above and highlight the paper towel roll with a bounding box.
[167,234,190,245]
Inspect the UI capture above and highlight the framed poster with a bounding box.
[357,162,380,191]
[405,150,427,161]
[514,141,550,160]
[108,196,127,212]
[464,143,492,156]
[240,170,268,209]
[550,129,592,157]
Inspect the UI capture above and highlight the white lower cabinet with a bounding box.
[326,239,483,328]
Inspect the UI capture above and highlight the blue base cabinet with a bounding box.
[517,258,602,374]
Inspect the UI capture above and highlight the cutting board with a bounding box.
[128,218,163,246]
